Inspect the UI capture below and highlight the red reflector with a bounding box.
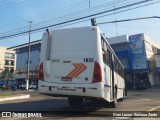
[92,61,102,83]
[38,62,44,81]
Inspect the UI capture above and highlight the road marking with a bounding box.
[147,106,160,111]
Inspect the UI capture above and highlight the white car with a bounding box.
[29,84,37,89]
[18,83,26,89]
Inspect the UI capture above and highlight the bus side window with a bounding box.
[101,39,104,51]
[120,66,123,78]
[114,59,118,73]
[122,68,124,78]
[116,62,119,73]
[123,69,125,78]
[103,41,107,52]
[107,49,111,65]
[101,36,111,66]
[102,40,108,64]
[119,66,123,77]
[102,40,105,63]
[118,64,121,76]
[103,51,106,63]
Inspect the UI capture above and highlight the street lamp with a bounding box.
[26,21,32,90]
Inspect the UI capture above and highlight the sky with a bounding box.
[1,0,160,47]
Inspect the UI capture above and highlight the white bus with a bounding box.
[38,26,126,108]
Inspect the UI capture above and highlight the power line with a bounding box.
[0,0,22,11]
[0,0,87,29]
[0,0,156,38]
[0,0,118,32]
[0,0,142,35]
[0,0,135,32]
[95,0,160,20]
[0,0,17,7]
[97,16,160,25]
[104,25,160,29]
[0,0,158,40]
[0,0,156,33]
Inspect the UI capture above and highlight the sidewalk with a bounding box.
[0,90,31,102]
[127,86,160,92]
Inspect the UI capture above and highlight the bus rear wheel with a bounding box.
[68,97,83,107]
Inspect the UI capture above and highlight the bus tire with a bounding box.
[68,97,83,107]
[110,88,117,108]
[118,98,123,102]
[104,101,110,108]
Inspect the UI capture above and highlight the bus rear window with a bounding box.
[51,29,96,54]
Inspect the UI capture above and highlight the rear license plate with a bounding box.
[61,77,72,82]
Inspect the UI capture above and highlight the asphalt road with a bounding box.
[0,88,160,120]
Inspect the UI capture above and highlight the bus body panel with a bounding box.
[38,26,125,103]
[46,27,99,84]
[39,27,105,99]
[38,80,104,98]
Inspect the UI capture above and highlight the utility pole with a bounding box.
[113,0,118,36]
[26,21,32,90]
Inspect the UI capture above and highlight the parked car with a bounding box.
[18,83,38,89]
[136,79,151,90]
[18,83,26,89]
[16,78,26,89]
[29,83,37,89]
[145,80,151,88]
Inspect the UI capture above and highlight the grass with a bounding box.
[0,93,17,97]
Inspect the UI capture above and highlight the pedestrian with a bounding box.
[2,84,6,90]
[13,84,17,94]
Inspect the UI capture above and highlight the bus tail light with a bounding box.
[92,62,102,83]
[39,62,44,81]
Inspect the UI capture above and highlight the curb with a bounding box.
[147,106,160,111]
[0,94,30,102]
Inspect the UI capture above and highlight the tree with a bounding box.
[0,68,14,88]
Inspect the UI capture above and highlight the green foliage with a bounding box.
[0,68,13,80]
[0,93,17,97]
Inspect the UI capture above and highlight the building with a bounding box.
[108,35,133,88]
[108,33,160,88]
[7,40,41,78]
[0,46,16,73]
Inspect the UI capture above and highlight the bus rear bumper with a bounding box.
[38,80,103,98]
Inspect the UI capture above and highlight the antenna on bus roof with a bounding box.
[46,28,49,32]
[91,18,97,26]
